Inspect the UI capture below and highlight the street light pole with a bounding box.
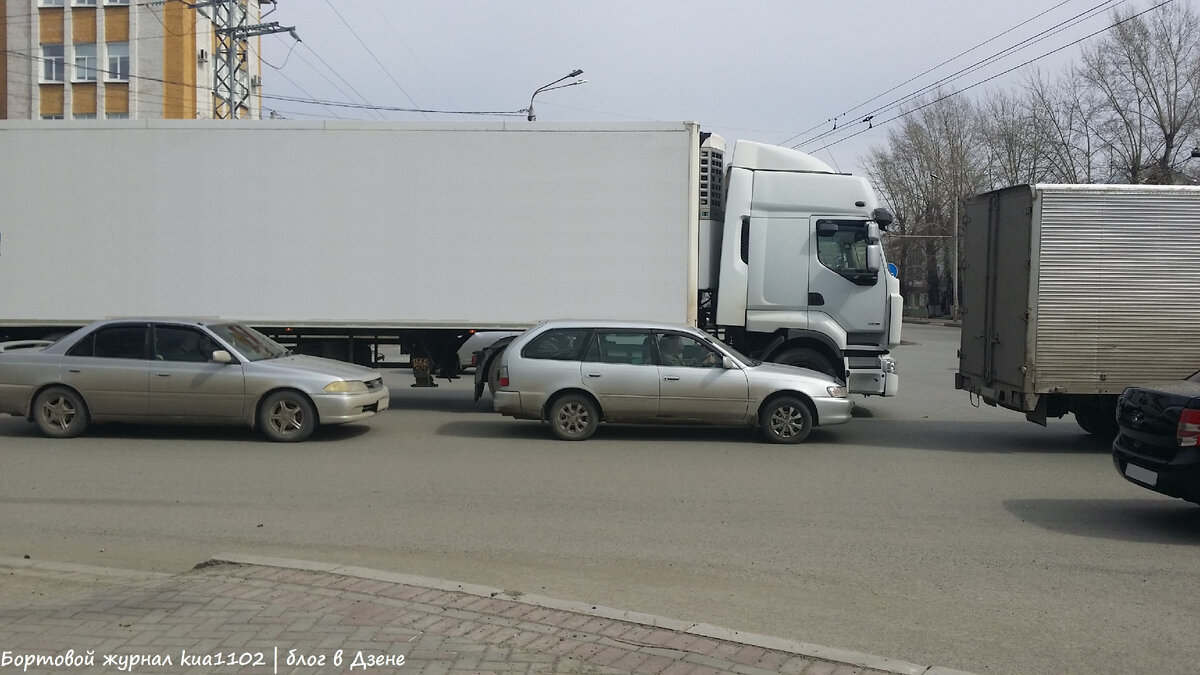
[930,173,960,320]
[527,69,584,121]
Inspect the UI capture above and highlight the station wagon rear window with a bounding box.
[521,328,591,361]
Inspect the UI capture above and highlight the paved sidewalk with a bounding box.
[0,555,973,675]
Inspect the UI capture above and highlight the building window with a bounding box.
[103,0,130,4]
[39,0,66,6]
[73,0,98,5]
[73,113,97,119]
[106,112,129,119]
[41,114,65,120]
[106,42,129,81]
[41,45,65,82]
[73,44,98,82]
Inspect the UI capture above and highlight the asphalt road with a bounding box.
[1,323,1197,675]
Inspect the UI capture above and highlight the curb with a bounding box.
[209,553,977,675]
[0,555,170,582]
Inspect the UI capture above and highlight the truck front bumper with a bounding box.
[847,354,898,397]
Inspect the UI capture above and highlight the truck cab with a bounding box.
[709,140,901,396]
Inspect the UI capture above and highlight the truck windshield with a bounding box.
[209,323,290,361]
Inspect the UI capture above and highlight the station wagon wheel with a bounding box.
[259,391,316,442]
[760,396,813,444]
[33,386,90,439]
[548,393,599,441]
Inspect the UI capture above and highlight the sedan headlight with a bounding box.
[323,380,368,394]
[826,385,848,398]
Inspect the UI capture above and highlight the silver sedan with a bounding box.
[491,320,853,443]
[0,319,389,442]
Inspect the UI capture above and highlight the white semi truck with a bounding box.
[0,120,900,395]
[956,183,1200,434]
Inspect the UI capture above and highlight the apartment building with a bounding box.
[1,0,265,120]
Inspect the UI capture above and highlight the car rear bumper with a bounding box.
[493,390,526,417]
[311,388,390,425]
[813,397,855,426]
[1112,437,1200,503]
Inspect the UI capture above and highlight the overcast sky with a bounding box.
[259,1,1141,176]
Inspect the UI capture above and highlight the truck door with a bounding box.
[808,218,887,341]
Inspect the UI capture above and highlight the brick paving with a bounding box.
[0,557,969,675]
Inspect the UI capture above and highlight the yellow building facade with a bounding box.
[1,0,265,119]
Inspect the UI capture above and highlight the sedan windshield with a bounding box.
[208,323,290,361]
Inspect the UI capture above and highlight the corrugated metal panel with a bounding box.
[1033,185,1200,393]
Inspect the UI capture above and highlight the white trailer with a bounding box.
[956,184,1200,434]
[0,120,901,393]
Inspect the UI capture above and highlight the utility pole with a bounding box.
[189,1,298,119]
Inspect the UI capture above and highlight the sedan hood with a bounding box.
[744,361,840,385]
[247,354,380,381]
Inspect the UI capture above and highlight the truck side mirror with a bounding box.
[866,222,880,242]
[866,244,883,273]
[871,207,894,230]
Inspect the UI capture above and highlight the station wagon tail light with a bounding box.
[827,385,847,398]
[498,366,509,388]
[324,380,368,394]
[1178,408,1200,447]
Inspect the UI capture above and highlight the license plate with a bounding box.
[1124,463,1158,486]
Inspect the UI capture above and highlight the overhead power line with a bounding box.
[806,0,1180,154]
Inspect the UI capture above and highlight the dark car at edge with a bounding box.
[1112,369,1200,504]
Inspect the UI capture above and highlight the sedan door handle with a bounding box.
[155,373,171,377]
[586,373,602,378]
[663,376,680,381]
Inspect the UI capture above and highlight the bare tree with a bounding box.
[863,92,988,316]
[1077,2,1200,183]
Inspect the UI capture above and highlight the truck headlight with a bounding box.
[323,380,368,394]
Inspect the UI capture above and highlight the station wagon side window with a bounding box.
[521,328,592,361]
[66,325,149,359]
[655,332,721,368]
[584,331,654,365]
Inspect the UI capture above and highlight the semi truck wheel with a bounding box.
[33,386,90,438]
[773,347,838,379]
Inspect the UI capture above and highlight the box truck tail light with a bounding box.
[1178,408,1200,447]
[498,366,509,388]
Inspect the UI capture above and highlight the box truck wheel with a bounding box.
[33,386,90,439]
[773,347,838,379]
[1074,398,1118,438]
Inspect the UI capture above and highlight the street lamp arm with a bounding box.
[527,69,585,122]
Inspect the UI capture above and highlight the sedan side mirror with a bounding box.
[212,350,233,364]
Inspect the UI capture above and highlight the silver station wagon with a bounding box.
[491,320,853,443]
[0,319,389,442]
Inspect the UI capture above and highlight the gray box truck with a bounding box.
[956,183,1200,435]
